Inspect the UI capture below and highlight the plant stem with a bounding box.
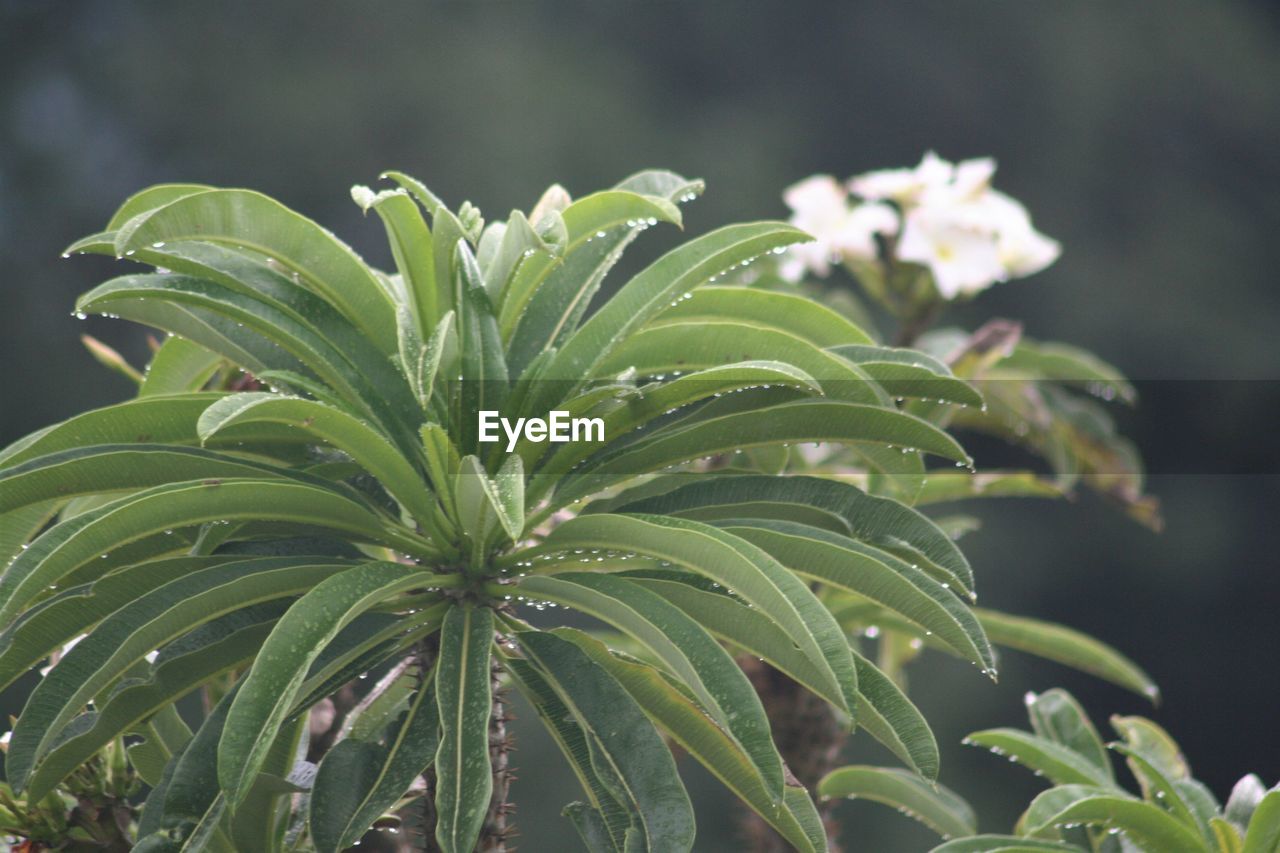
[477,656,517,851]
[737,656,847,852]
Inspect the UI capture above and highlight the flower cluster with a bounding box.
[781,152,1061,299]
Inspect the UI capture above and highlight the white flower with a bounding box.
[788,154,1060,298]
[974,190,1061,277]
[848,152,1059,298]
[849,151,955,204]
[898,204,1007,299]
[780,175,898,280]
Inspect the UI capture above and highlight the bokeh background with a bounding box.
[2,2,1278,850]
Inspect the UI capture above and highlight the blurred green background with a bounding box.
[2,2,1278,850]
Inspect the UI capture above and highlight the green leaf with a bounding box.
[420,422,462,519]
[1226,775,1268,834]
[614,168,704,202]
[434,604,496,853]
[1025,689,1113,782]
[915,471,1065,505]
[454,241,510,453]
[516,573,783,795]
[218,563,444,807]
[493,453,526,540]
[526,361,821,486]
[530,512,858,715]
[1025,793,1207,851]
[290,607,444,718]
[432,206,469,316]
[353,185,445,334]
[1243,786,1280,853]
[541,222,810,387]
[0,500,60,568]
[1212,818,1245,853]
[8,557,352,795]
[851,651,939,780]
[139,336,223,396]
[976,609,1159,700]
[103,184,215,231]
[1108,744,1205,839]
[782,785,830,853]
[0,478,428,628]
[1002,339,1136,405]
[227,715,308,853]
[965,729,1115,788]
[594,319,885,405]
[502,654,633,849]
[551,627,820,853]
[129,704,194,789]
[310,670,441,853]
[101,239,422,431]
[481,209,553,302]
[337,658,417,742]
[135,684,238,851]
[555,401,969,510]
[1109,715,1188,784]
[655,286,873,346]
[0,444,310,515]
[76,274,416,444]
[819,765,976,840]
[502,187,688,374]
[411,310,456,413]
[25,607,283,798]
[565,802,622,852]
[454,455,522,552]
[623,575,841,701]
[113,188,397,347]
[518,629,696,853]
[0,393,289,468]
[379,170,448,218]
[830,344,984,408]
[1015,784,1123,837]
[721,519,994,674]
[931,835,1082,852]
[196,393,438,529]
[602,473,968,575]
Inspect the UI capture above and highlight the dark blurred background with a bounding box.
[2,1,1278,850]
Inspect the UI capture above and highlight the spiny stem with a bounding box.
[737,655,847,852]
[478,657,516,851]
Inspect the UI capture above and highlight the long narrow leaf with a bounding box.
[519,629,696,852]
[113,188,397,346]
[311,668,441,853]
[976,609,1159,700]
[197,394,438,529]
[218,563,445,807]
[0,478,428,627]
[819,765,976,840]
[528,513,858,715]
[517,572,783,794]
[433,604,496,853]
[552,627,819,852]
[630,576,938,778]
[8,557,352,795]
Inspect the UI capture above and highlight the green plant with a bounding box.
[823,688,1280,852]
[0,169,967,845]
[715,157,1162,848]
[0,168,1157,852]
[0,735,139,851]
